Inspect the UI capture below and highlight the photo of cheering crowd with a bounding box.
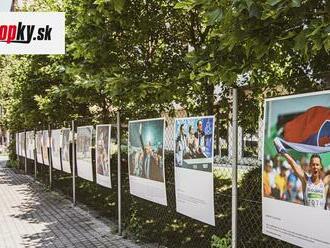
[128,119,165,182]
[263,93,330,210]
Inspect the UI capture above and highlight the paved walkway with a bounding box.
[0,167,140,248]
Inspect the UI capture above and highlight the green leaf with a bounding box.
[111,0,125,13]
[278,31,296,40]
[206,8,223,26]
[266,0,282,6]
[174,0,195,11]
[291,0,301,7]
[306,24,324,38]
[294,31,307,53]
[261,9,277,20]
[324,37,330,53]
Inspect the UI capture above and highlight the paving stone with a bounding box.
[0,168,142,248]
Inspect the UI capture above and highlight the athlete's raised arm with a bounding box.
[274,138,306,186]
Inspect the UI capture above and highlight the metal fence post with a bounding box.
[24,129,27,174]
[232,88,238,248]
[48,125,52,189]
[72,120,76,206]
[34,129,37,180]
[117,111,122,235]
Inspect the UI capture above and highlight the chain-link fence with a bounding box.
[12,110,299,248]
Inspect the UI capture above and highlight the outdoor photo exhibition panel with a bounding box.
[174,116,215,225]
[26,131,34,160]
[61,128,71,173]
[19,132,25,157]
[76,126,93,181]
[263,90,330,248]
[51,129,62,170]
[95,125,112,188]
[42,130,49,165]
[15,133,19,155]
[36,131,43,164]
[25,131,30,159]
[128,118,167,206]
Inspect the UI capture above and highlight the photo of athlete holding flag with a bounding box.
[264,99,330,208]
[274,137,330,209]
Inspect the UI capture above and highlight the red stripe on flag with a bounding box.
[284,106,330,143]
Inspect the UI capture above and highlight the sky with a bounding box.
[0,0,12,11]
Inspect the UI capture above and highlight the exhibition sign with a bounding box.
[51,129,62,171]
[42,130,49,165]
[128,118,167,205]
[263,91,330,248]
[36,131,43,163]
[174,116,215,225]
[76,126,93,181]
[61,128,71,173]
[95,125,112,188]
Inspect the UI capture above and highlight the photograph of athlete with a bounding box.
[274,137,330,209]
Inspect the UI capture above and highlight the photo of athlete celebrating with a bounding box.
[274,137,330,209]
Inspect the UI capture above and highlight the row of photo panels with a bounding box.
[15,90,330,247]
[16,116,217,226]
[16,125,116,189]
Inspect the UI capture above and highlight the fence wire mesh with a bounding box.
[14,111,299,248]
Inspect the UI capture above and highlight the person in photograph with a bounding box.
[194,120,206,158]
[274,162,289,200]
[97,130,108,175]
[62,133,69,161]
[274,138,330,209]
[142,143,153,179]
[286,163,303,204]
[186,125,196,158]
[138,123,163,181]
[176,124,187,166]
[263,159,273,197]
[133,150,143,177]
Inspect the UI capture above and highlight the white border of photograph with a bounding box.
[128,117,167,206]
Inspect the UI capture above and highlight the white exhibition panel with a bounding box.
[174,116,215,225]
[51,129,62,170]
[128,118,167,206]
[61,128,71,173]
[76,126,93,181]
